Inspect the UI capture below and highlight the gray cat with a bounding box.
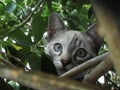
[45,12,103,79]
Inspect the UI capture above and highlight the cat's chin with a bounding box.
[53,61,63,69]
[57,64,75,76]
[53,61,74,74]
[64,64,74,71]
[59,64,74,72]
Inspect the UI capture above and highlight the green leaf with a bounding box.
[41,52,58,75]
[16,0,24,4]
[9,30,32,47]
[0,1,5,15]
[32,12,45,43]
[0,29,9,36]
[76,0,85,12]
[47,0,52,12]
[5,46,18,65]
[16,47,31,59]
[27,53,41,70]
[6,1,16,13]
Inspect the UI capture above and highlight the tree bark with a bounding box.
[0,64,104,90]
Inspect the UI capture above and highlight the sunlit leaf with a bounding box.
[11,44,22,51]
[6,1,16,13]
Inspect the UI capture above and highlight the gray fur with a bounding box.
[45,12,103,78]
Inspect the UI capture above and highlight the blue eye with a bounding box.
[54,43,62,52]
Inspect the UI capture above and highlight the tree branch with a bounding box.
[60,52,109,78]
[82,56,113,84]
[0,65,105,90]
[91,0,120,75]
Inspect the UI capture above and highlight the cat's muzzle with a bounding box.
[61,59,72,68]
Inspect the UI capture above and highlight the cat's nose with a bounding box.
[61,59,70,67]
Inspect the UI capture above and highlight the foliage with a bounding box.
[0,0,119,90]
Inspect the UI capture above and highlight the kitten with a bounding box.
[45,12,103,79]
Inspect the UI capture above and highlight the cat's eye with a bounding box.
[76,48,87,58]
[54,43,62,53]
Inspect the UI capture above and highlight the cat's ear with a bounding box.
[47,12,67,40]
[84,24,104,53]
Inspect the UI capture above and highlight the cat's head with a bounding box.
[45,12,103,75]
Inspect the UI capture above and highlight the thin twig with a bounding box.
[0,58,16,69]
[60,52,109,78]
[0,51,29,71]
[104,75,120,90]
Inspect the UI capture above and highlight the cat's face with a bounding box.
[45,12,103,75]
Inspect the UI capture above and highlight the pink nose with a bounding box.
[61,59,70,67]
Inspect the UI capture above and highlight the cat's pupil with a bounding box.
[54,43,62,53]
[76,48,87,58]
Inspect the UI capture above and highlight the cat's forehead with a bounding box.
[53,30,84,42]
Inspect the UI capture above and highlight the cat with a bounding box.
[45,12,103,79]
